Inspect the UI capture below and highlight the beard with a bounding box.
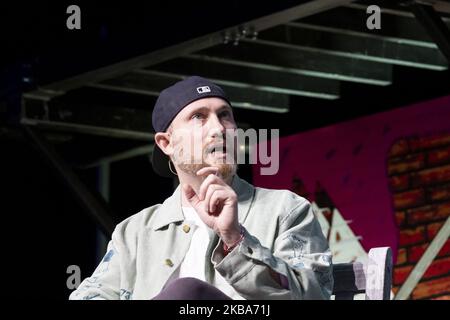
[171,139,237,179]
[178,161,236,179]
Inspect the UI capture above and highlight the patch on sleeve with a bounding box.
[88,249,115,282]
[283,234,307,260]
[102,249,114,262]
[120,289,133,300]
[82,293,100,300]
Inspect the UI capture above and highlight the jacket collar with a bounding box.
[152,175,255,230]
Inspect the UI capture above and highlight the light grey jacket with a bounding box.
[69,175,333,300]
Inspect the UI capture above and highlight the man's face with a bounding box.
[168,97,237,178]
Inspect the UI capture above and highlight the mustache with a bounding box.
[204,138,234,154]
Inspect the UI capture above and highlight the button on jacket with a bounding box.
[69,175,333,300]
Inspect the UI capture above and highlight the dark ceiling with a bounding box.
[2,0,450,167]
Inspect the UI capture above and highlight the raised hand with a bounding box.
[182,166,241,247]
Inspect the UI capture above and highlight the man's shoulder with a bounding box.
[251,184,311,222]
[253,184,309,206]
[237,175,307,204]
[113,204,161,237]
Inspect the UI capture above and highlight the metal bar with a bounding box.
[24,0,355,99]
[347,1,450,15]
[22,93,248,143]
[260,23,447,70]
[300,6,450,43]
[148,55,340,99]
[198,40,393,85]
[98,162,110,202]
[21,96,155,141]
[345,2,417,18]
[94,70,291,112]
[286,21,439,48]
[22,125,117,236]
[410,2,450,63]
[82,144,154,169]
[395,216,450,300]
[95,162,111,262]
[21,118,154,141]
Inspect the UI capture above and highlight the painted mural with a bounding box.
[253,95,450,273]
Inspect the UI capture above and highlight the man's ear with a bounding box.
[154,132,173,156]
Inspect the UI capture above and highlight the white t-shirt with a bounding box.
[172,206,244,300]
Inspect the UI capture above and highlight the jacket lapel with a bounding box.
[232,175,255,224]
[146,175,256,292]
[143,186,194,298]
[151,186,184,231]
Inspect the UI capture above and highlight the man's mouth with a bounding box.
[206,143,227,155]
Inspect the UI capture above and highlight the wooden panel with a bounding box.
[366,247,393,300]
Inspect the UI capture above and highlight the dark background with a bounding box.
[1,0,449,299]
[1,0,305,300]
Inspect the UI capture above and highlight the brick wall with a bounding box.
[388,133,450,300]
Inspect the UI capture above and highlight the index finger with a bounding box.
[196,166,220,178]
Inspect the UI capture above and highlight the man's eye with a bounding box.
[191,113,204,120]
[219,111,231,118]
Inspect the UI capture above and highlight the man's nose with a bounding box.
[207,114,225,138]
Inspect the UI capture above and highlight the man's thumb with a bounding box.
[182,184,198,203]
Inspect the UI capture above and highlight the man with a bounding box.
[70,76,333,300]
